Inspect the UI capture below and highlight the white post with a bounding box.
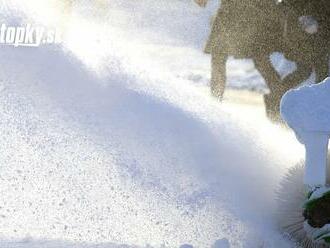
[280,78,330,242]
[300,131,329,188]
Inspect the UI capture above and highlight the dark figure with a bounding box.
[203,0,284,99]
[282,0,329,82]
[196,0,330,121]
[264,0,330,120]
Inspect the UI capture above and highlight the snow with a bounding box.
[0,0,305,247]
[308,186,330,201]
[212,238,230,248]
[281,77,330,132]
[0,239,138,248]
[281,78,330,187]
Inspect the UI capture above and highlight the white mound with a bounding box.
[281,77,330,132]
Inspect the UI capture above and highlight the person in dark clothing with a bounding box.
[196,0,329,121]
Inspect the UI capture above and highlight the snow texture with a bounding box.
[0,0,304,247]
[281,77,330,132]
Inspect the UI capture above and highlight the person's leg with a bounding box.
[254,55,282,93]
[210,49,228,100]
[314,53,329,83]
[254,55,283,121]
[203,6,229,100]
[204,8,222,54]
[282,61,312,91]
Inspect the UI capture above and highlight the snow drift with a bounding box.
[281,77,330,132]
[0,0,303,247]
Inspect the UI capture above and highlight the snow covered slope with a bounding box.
[0,0,304,247]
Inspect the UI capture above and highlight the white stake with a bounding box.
[299,131,329,188]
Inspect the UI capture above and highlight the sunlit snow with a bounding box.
[0,0,304,247]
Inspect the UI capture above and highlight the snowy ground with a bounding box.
[0,0,305,247]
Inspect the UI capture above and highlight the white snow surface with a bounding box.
[0,0,304,247]
[281,77,330,132]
